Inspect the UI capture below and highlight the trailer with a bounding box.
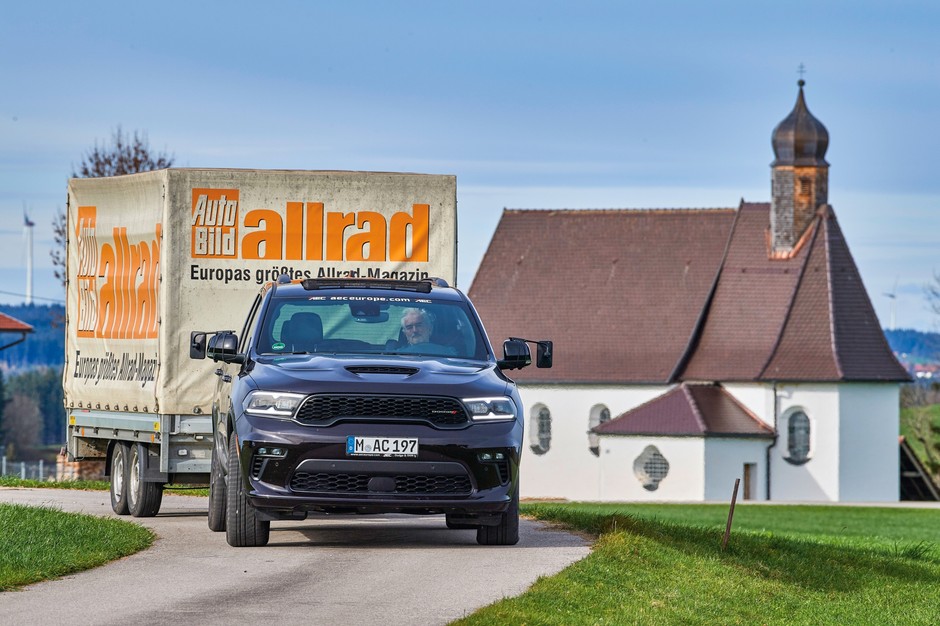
[64,169,457,516]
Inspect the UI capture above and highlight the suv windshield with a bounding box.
[254,294,488,360]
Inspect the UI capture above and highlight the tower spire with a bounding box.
[770,79,829,255]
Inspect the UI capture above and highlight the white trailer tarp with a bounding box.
[65,169,457,416]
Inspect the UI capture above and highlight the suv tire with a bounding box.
[225,435,270,547]
[207,443,226,532]
[476,484,519,546]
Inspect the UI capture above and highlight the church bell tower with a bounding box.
[770,80,829,256]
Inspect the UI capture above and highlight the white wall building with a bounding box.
[470,82,909,502]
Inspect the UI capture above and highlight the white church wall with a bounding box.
[599,436,704,501]
[838,383,899,502]
[516,384,669,500]
[771,383,841,501]
[703,438,769,501]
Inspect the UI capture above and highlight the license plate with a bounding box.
[346,436,418,458]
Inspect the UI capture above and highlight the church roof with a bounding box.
[467,208,734,383]
[0,312,32,333]
[469,203,909,384]
[594,383,774,438]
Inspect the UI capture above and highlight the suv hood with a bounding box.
[247,354,512,398]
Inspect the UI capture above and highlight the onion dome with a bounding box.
[772,80,829,166]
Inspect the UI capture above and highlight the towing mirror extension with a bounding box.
[498,338,553,370]
[189,331,207,359]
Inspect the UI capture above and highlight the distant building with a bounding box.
[470,81,910,502]
[0,312,32,352]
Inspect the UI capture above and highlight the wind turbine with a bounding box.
[23,209,34,305]
[883,276,898,331]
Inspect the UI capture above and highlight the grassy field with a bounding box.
[0,503,154,591]
[455,502,940,625]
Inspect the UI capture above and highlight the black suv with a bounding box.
[190,277,551,547]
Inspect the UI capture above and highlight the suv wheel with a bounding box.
[476,484,519,546]
[225,435,270,547]
[207,443,226,532]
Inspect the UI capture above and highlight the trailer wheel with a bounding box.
[109,442,130,516]
[127,443,164,517]
[225,435,269,547]
[207,444,226,532]
[476,484,519,546]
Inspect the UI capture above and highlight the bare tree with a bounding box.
[927,270,940,318]
[50,127,175,286]
[1,394,41,460]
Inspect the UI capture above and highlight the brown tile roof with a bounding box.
[470,204,909,384]
[467,209,735,383]
[594,383,774,437]
[759,207,909,381]
[0,312,32,333]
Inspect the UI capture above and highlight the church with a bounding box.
[469,81,910,502]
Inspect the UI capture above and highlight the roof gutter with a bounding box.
[0,332,28,352]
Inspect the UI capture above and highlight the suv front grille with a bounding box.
[294,395,469,427]
[290,471,473,495]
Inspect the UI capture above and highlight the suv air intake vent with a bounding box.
[346,366,419,376]
[295,395,468,427]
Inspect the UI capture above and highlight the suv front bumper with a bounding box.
[235,415,520,519]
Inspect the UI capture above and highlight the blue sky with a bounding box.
[2,1,939,329]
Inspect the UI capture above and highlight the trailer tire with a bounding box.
[476,484,519,546]
[127,443,164,518]
[225,435,269,547]
[109,442,131,516]
[207,444,226,532]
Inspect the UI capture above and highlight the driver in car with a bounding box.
[401,308,434,345]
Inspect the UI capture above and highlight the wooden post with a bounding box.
[722,478,740,551]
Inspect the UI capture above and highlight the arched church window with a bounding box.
[529,404,552,455]
[786,410,811,465]
[588,404,611,457]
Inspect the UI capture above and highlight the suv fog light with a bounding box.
[256,447,288,458]
[478,451,507,462]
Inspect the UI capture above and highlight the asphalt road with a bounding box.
[0,488,590,625]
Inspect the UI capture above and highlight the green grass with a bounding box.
[0,503,154,591]
[0,476,208,497]
[455,503,940,625]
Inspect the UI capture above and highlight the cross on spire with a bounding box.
[797,63,807,85]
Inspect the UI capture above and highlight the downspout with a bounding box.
[766,382,780,501]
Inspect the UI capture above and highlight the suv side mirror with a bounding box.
[190,331,207,359]
[498,339,531,370]
[207,332,242,363]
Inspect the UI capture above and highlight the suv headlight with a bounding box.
[243,391,306,418]
[463,397,517,421]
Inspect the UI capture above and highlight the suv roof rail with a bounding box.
[299,277,449,293]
